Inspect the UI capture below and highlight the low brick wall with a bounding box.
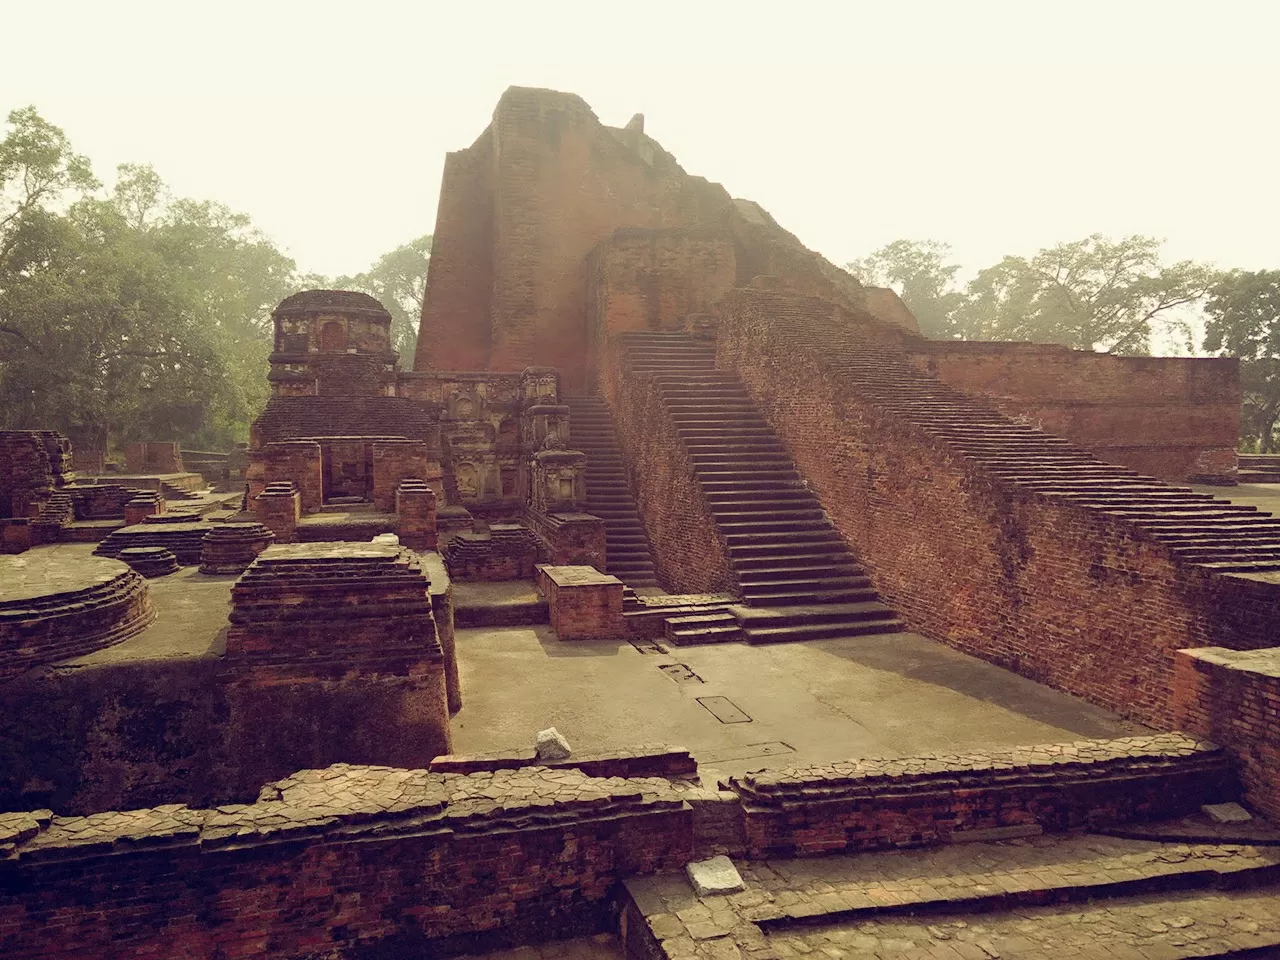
[597,335,733,594]
[1172,646,1280,820]
[523,508,606,569]
[0,734,1237,958]
[730,734,1231,858]
[0,765,694,960]
[430,745,698,779]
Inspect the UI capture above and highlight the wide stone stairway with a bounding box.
[813,335,1280,576]
[563,394,660,588]
[618,331,902,642]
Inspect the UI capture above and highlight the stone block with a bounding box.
[535,727,572,761]
[536,564,626,641]
[1202,802,1252,823]
[685,855,745,897]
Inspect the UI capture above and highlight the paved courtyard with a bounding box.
[450,623,1138,780]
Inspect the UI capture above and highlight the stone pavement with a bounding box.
[625,833,1280,959]
[770,888,1280,959]
[472,933,623,958]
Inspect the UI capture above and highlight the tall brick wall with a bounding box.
[1172,647,1280,820]
[416,129,495,371]
[597,336,732,594]
[908,341,1240,484]
[715,290,1278,726]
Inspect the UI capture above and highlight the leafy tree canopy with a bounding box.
[1204,270,1280,451]
[333,235,432,368]
[0,108,305,449]
[847,239,964,338]
[953,235,1215,354]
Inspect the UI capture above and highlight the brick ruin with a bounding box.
[2,86,1280,958]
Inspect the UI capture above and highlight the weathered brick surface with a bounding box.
[430,745,698,779]
[729,734,1230,858]
[715,289,1280,725]
[395,479,438,550]
[597,335,733,595]
[416,87,877,390]
[370,439,434,511]
[536,564,627,641]
[123,441,184,474]
[443,524,540,581]
[0,431,74,521]
[227,543,451,765]
[523,509,606,569]
[909,341,1240,483]
[1172,646,1280,820]
[0,554,154,680]
[258,441,323,511]
[0,765,694,960]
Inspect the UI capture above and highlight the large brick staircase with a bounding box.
[618,331,903,642]
[816,335,1280,576]
[562,394,660,587]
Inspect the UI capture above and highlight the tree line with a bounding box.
[848,239,1280,451]
[4,107,1278,454]
[0,107,429,452]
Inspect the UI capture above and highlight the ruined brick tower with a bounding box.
[415,87,916,391]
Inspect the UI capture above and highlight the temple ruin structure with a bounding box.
[2,87,1280,960]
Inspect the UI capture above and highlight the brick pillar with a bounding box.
[123,492,165,525]
[254,482,301,543]
[396,480,438,551]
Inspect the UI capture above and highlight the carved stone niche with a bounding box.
[530,449,587,513]
[523,404,571,453]
[519,366,559,405]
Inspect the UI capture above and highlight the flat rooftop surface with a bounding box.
[450,624,1140,781]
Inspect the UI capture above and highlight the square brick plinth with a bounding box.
[536,564,625,641]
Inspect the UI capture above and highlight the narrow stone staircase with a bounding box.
[618,331,903,642]
[563,394,660,588]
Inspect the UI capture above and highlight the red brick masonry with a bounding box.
[0,734,1228,959]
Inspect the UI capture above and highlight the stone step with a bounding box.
[664,612,743,646]
[741,586,883,607]
[738,563,864,584]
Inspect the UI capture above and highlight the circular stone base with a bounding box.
[119,546,180,578]
[0,554,155,676]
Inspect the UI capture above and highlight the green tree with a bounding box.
[335,234,431,366]
[954,234,1215,354]
[0,109,302,450]
[1204,270,1280,451]
[847,239,964,338]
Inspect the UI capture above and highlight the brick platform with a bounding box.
[0,554,155,678]
[537,564,627,640]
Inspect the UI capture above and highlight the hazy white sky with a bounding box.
[3,0,1278,280]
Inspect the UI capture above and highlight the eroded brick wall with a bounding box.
[715,291,1273,726]
[1172,647,1280,819]
[415,129,495,372]
[597,336,732,594]
[909,342,1240,483]
[0,767,693,960]
[414,87,880,390]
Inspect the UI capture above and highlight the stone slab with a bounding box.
[685,855,745,897]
